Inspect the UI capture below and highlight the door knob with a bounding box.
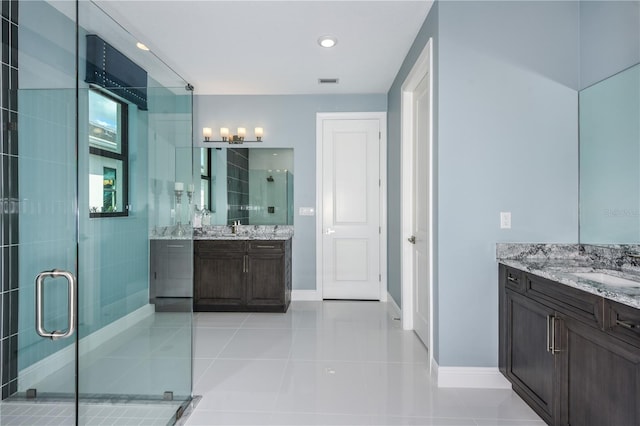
[408,235,416,244]
[325,228,336,235]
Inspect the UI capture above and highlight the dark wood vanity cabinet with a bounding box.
[499,264,640,426]
[194,239,291,312]
[504,290,557,424]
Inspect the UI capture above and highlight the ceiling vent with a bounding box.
[318,78,339,85]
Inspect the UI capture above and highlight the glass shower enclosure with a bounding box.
[1,1,193,424]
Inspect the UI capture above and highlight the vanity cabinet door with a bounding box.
[505,290,557,424]
[556,313,640,426]
[246,252,285,308]
[246,240,291,312]
[194,241,246,311]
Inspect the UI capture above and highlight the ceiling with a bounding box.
[92,1,433,95]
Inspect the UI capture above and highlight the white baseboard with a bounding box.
[430,357,439,384]
[387,292,402,318]
[436,366,511,389]
[18,304,155,391]
[291,289,322,301]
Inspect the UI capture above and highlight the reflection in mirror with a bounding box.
[198,148,294,225]
[579,63,640,244]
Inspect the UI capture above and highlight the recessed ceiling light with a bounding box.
[318,35,337,48]
[136,42,150,51]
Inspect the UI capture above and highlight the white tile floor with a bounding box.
[183,301,545,426]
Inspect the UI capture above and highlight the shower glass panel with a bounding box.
[2,1,193,425]
[77,1,193,424]
[14,1,79,421]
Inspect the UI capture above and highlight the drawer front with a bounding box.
[526,274,604,328]
[605,300,640,349]
[501,265,525,293]
[248,241,285,253]
[196,240,246,253]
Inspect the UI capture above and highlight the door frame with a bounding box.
[315,112,388,301]
[401,39,434,351]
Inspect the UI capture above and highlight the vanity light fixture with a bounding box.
[318,35,337,48]
[202,126,265,144]
[136,42,150,51]
[202,127,212,142]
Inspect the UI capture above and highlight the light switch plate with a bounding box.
[500,212,511,229]
[299,207,315,216]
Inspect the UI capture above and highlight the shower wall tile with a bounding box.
[2,19,7,65]
[227,148,249,224]
[1,0,17,400]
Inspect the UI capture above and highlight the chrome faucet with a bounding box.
[231,220,240,234]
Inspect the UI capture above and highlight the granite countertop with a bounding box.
[151,225,294,240]
[497,243,640,310]
[194,225,294,240]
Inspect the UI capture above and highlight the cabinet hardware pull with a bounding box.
[507,276,518,284]
[550,316,556,354]
[549,316,562,354]
[546,315,552,353]
[256,245,276,249]
[616,319,639,330]
[166,244,184,248]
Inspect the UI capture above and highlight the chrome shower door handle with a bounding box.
[35,269,77,340]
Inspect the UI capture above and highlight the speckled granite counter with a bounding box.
[497,243,640,309]
[151,225,294,240]
[194,225,293,240]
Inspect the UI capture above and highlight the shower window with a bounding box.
[88,89,129,217]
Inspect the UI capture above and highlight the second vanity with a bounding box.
[193,226,293,313]
[498,244,640,426]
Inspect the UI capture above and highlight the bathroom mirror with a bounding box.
[197,147,294,225]
[579,63,640,244]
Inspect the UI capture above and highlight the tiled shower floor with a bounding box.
[0,308,192,426]
[0,400,182,425]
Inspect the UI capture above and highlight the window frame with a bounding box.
[89,89,130,218]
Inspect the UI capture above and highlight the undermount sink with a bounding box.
[571,272,640,288]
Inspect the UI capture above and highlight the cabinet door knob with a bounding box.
[408,236,416,244]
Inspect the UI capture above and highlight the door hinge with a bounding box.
[379,226,381,234]
[379,274,382,282]
[379,179,381,187]
[154,272,157,280]
[379,131,381,140]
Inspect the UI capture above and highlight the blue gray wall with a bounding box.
[580,1,640,89]
[387,0,439,318]
[194,95,387,291]
[388,1,581,367]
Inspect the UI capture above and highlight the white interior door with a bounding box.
[320,118,381,300]
[412,74,431,346]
